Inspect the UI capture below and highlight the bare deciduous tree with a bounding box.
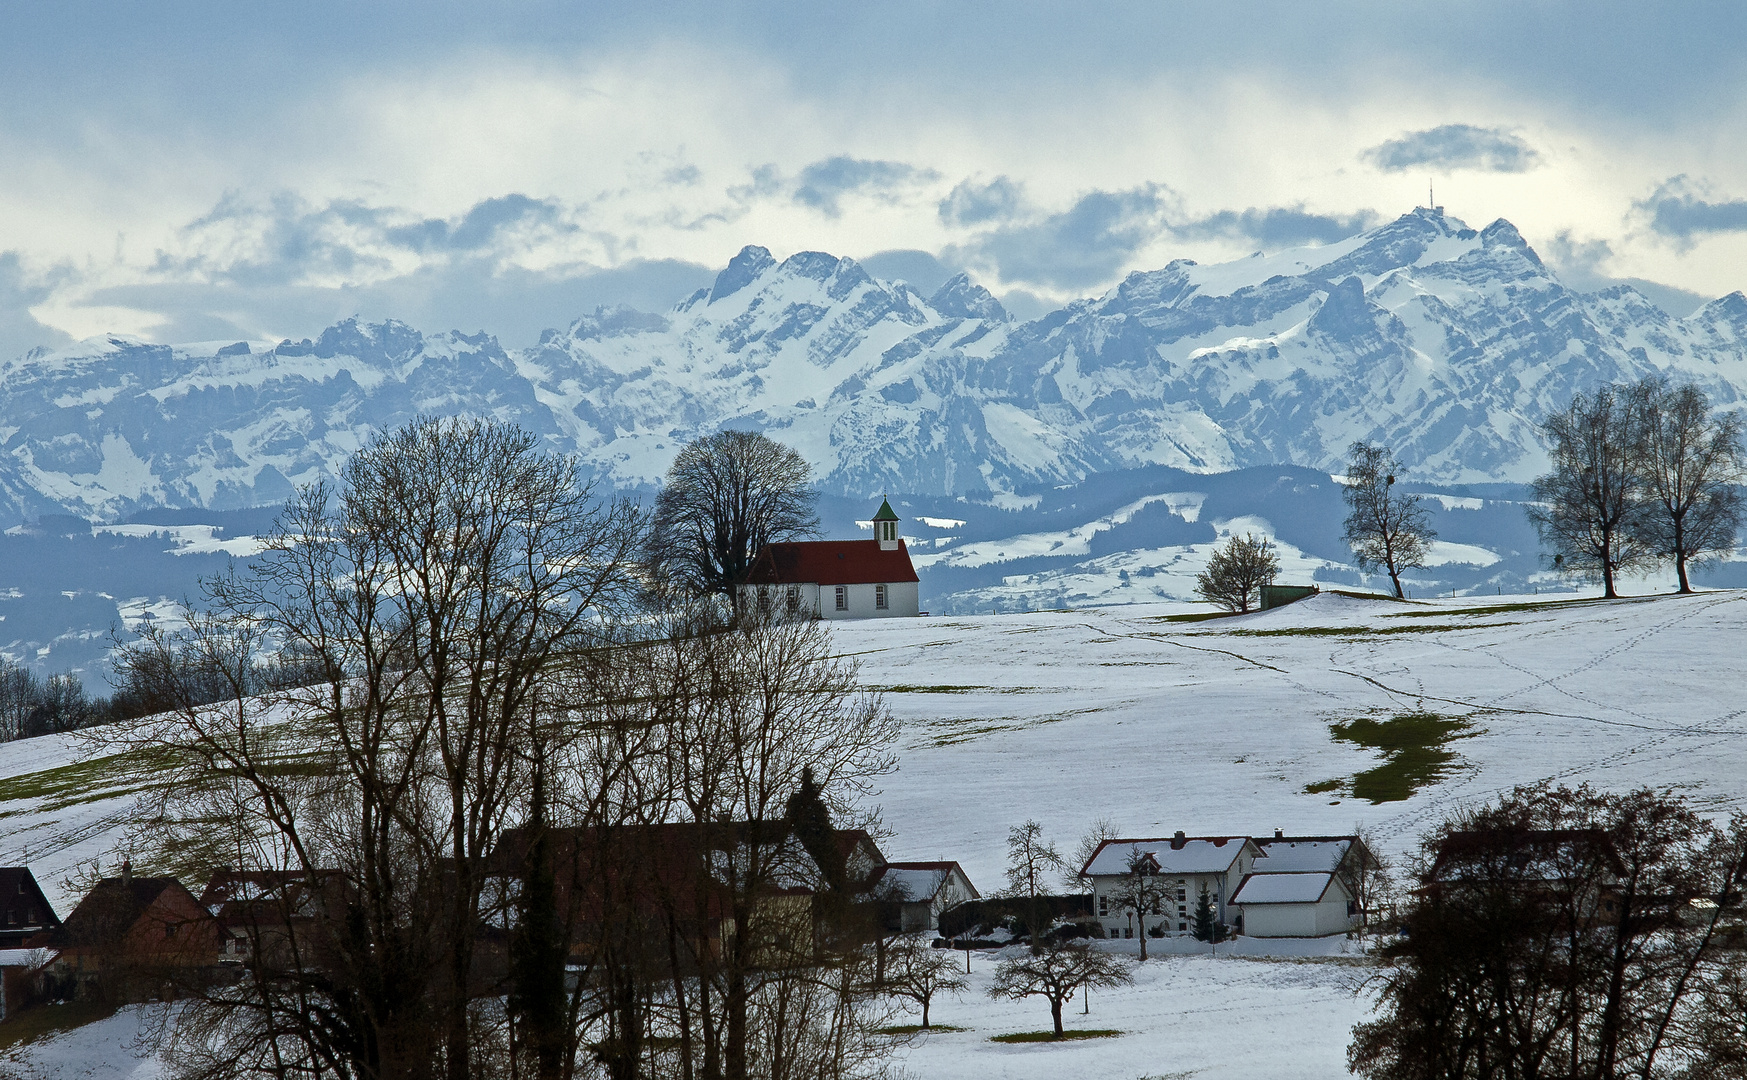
[1003,820,1065,945]
[1109,848,1171,960]
[1528,386,1655,598]
[1342,443,1435,599]
[988,941,1133,1039]
[1627,377,1747,593]
[879,936,968,1028]
[1195,533,1279,613]
[646,430,821,603]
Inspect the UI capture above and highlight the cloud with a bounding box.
[938,176,1026,227]
[950,184,1175,290]
[385,194,571,253]
[1361,124,1543,173]
[790,156,940,216]
[1173,206,1380,248]
[856,249,959,294]
[0,252,75,361]
[1635,175,1747,245]
[1544,229,1711,315]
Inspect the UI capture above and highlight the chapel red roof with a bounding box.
[745,540,919,586]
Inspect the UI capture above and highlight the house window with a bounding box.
[1179,922,1187,931]
[4,909,14,925]
[834,585,847,611]
[1098,895,1108,916]
[758,589,773,613]
[875,584,888,610]
[785,586,800,613]
[1124,927,1133,938]
[1109,927,1120,939]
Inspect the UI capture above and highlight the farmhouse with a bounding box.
[0,867,59,949]
[1082,833,1261,939]
[868,861,980,933]
[742,499,920,619]
[47,862,220,1001]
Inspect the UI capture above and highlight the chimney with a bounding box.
[1275,828,1284,839]
[121,858,132,888]
[1171,830,1186,850]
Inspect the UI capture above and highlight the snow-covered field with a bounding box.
[4,588,1745,1076]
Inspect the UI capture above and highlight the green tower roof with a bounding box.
[872,498,899,521]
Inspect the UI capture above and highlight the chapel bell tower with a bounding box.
[873,498,900,551]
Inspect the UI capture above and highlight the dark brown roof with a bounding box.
[0,867,59,946]
[56,877,181,948]
[745,540,919,586]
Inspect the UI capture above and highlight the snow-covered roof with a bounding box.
[1083,837,1251,877]
[878,867,947,902]
[1232,873,1341,905]
[0,947,54,968]
[1253,838,1350,873]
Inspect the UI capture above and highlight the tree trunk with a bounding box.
[1676,552,1692,593]
[1050,998,1063,1038]
[921,997,930,1028]
[1603,562,1618,599]
[1388,568,1403,599]
[725,969,747,1080]
[1138,926,1147,961]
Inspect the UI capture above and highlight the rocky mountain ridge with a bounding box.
[4,207,1746,524]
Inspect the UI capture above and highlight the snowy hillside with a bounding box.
[5,209,1747,525]
[3,591,1744,1077]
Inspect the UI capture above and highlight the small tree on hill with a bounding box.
[1528,386,1654,598]
[646,429,820,603]
[988,941,1134,1039]
[1004,820,1066,945]
[1627,377,1747,593]
[880,936,968,1028]
[1196,533,1279,613]
[1342,442,1436,599]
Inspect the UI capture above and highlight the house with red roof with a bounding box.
[742,499,921,619]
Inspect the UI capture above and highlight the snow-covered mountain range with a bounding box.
[5,206,1747,526]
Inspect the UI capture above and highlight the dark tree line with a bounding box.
[1352,783,1747,1080]
[1531,378,1746,597]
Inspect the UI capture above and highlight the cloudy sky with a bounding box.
[4,1,1747,359]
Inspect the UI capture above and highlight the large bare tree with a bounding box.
[1528,385,1654,599]
[115,416,646,1080]
[647,430,821,603]
[1627,377,1747,593]
[1342,442,1435,599]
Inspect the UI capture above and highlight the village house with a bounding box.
[1082,833,1261,939]
[199,868,352,968]
[0,867,59,949]
[47,862,220,1002]
[1230,832,1375,938]
[1083,831,1377,939]
[741,499,921,619]
[868,861,980,933]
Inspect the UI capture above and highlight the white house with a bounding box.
[1081,833,1261,939]
[869,861,980,933]
[1230,872,1357,937]
[742,499,921,619]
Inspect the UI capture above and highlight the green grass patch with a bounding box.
[0,745,183,811]
[1147,610,1237,623]
[990,1029,1122,1043]
[877,1024,968,1035]
[0,1000,119,1052]
[1306,712,1478,803]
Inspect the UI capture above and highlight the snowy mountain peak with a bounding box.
[4,212,1747,522]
